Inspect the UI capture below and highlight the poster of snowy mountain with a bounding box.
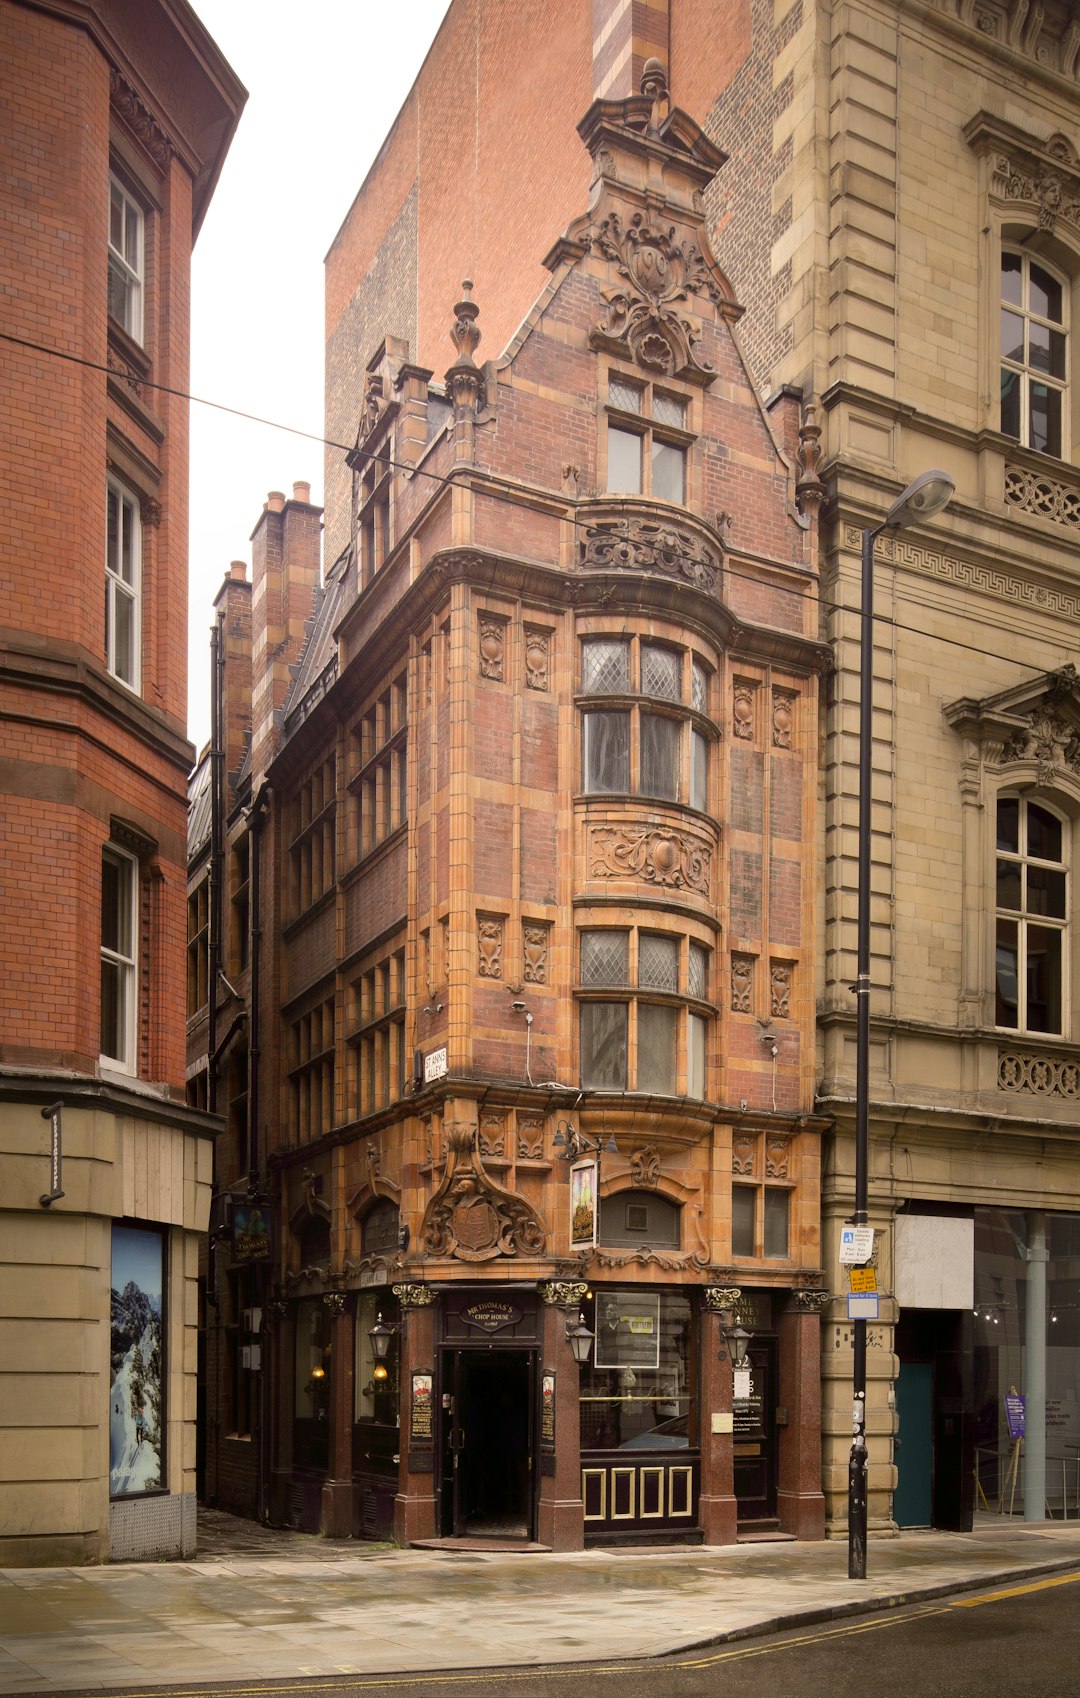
[110,1224,164,1497]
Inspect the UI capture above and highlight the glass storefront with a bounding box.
[579,1288,693,1451]
[973,1207,1080,1515]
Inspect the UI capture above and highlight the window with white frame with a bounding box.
[1001,250,1067,458]
[580,636,712,809]
[108,176,144,343]
[106,477,141,689]
[578,928,711,1096]
[605,375,691,501]
[101,844,138,1070]
[995,794,1068,1035]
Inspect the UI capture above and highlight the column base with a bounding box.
[777,1487,826,1541]
[537,1495,584,1551]
[394,1488,437,1545]
[698,1491,738,1545]
[320,1476,354,1539]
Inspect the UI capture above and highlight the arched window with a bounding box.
[996,794,1068,1034]
[599,1188,680,1248]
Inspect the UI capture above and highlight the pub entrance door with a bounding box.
[440,1348,536,1538]
[734,1337,778,1523]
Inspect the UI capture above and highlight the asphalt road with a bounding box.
[54,1568,1080,1698]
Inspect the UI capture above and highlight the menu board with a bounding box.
[410,1372,434,1442]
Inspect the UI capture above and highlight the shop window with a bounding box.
[579,636,713,809]
[106,476,141,690]
[578,927,712,1096]
[354,1288,401,1425]
[1001,250,1067,457]
[108,175,144,343]
[100,843,138,1070]
[605,377,690,503]
[995,794,1067,1035]
[294,1297,331,1471]
[579,1288,693,1451]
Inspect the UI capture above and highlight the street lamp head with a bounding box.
[884,469,954,531]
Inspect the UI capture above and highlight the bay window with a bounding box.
[580,637,713,810]
[578,928,711,1096]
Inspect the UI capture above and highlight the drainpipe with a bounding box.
[249,782,270,1523]
[208,612,225,1114]
[1024,1210,1048,1521]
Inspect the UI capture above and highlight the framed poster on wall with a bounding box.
[593,1290,661,1370]
[109,1222,165,1497]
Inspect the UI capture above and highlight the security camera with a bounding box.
[511,999,527,1013]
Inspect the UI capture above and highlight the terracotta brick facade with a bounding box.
[0,0,242,1564]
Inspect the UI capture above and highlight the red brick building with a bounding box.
[0,0,243,1562]
[196,39,830,1547]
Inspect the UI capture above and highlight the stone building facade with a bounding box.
[0,0,243,1563]
[194,65,831,1548]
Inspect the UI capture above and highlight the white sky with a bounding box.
[187,0,450,754]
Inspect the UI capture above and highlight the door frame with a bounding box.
[438,1344,539,1539]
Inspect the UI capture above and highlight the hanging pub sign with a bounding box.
[232,1202,271,1262]
[570,1158,597,1250]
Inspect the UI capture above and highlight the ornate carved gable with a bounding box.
[420,1122,547,1263]
[550,62,740,385]
[945,664,1080,781]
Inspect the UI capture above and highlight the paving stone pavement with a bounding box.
[1,1512,1079,1694]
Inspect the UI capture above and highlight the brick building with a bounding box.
[194,54,831,1546]
[198,0,1080,1549]
[0,0,243,1562]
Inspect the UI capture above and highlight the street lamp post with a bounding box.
[849,470,955,1581]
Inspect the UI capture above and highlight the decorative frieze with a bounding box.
[477,914,503,978]
[522,922,549,984]
[524,626,550,690]
[629,1146,660,1189]
[478,613,506,681]
[733,679,756,740]
[110,68,175,168]
[770,960,792,1019]
[579,514,720,594]
[772,689,795,749]
[517,1115,545,1160]
[1004,465,1080,531]
[479,1111,506,1158]
[589,823,712,897]
[731,1131,756,1176]
[998,1049,1080,1098]
[731,953,755,1014]
[765,1135,790,1180]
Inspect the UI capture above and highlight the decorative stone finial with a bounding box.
[449,280,481,367]
[796,401,827,519]
[640,58,669,136]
